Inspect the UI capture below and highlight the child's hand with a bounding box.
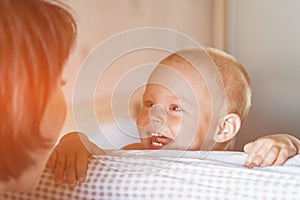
[243,134,300,168]
[47,132,91,188]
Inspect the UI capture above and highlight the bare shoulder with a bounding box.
[122,143,144,150]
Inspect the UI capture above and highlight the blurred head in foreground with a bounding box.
[0,0,76,191]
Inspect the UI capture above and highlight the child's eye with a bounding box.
[169,104,183,112]
[144,101,155,108]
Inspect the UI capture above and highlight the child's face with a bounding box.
[136,61,212,150]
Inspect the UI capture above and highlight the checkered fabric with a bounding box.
[1,151,300,200]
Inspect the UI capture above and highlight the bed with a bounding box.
[1,150,300,200]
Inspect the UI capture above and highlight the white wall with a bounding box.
[227,0,300,149]
[62,0,214,104]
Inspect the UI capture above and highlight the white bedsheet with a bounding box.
[1,150,300,199]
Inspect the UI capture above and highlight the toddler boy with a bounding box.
[48,47,300,187]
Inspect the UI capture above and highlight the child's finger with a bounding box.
[76,154,89,183]
[47,150,57,168]
[243,142,254,153]
[261,146,280,166]
[244,142,263,167]
[274,147,290,165]
[54,155,66,186]
[244,141,272,168]
[66,155,77,188]
[244,152,258,168]
[284,141,297,155]
[248,154,265,168]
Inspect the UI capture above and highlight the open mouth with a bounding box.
[147,132,174,149]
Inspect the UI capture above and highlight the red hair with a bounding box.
[0,0,76,181]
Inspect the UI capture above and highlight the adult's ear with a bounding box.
[214,113,241,143]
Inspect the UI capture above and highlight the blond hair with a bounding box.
[204,47,252,121]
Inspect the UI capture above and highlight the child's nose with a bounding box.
[148,104,166,129]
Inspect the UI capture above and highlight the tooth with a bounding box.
[152,141,163,147]
[151,132,160,137]
[151,132,163,137]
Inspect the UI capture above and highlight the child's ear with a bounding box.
[214,113,241,143]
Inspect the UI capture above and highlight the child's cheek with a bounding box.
[136,109,149,128]
[166,115,182,137]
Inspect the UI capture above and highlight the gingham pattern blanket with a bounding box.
[1,150,300,200]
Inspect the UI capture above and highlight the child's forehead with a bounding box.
[149,62,197,86]
[150,59,208,92]
[160,57,195,74]
[144,83,188,98]
[146,71,209,106]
